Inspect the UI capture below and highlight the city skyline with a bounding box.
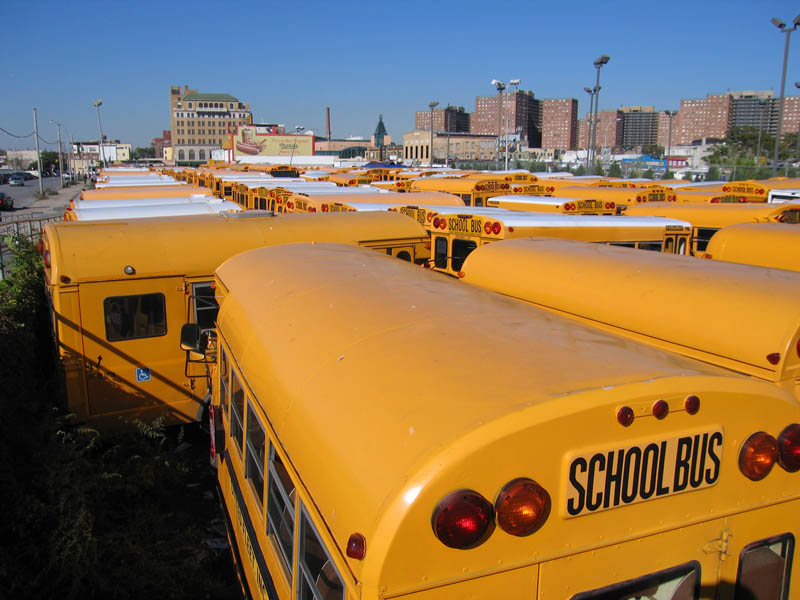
[2,0,799,151]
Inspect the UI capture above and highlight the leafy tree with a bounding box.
[662,170,675,179]
[683,171,694,181]
[642,145,664,158]
[26,151,61,174]
[642,168,655,178]
[575,164,586,175]
[131,146,156,160]
[706,166,721,181]
[627,168,641,178]
[607,162,622,177]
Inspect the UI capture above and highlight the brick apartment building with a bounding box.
[541,98,578,151]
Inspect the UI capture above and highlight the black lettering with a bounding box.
[689,434,709,488]
[656,440,671,496]
[586,453,605,511]
[705,432,723,484]
[673,437,692,492]
[566,458,587,516]
[639,443,659,499]
[603,449,625,508]
[622,446,641,504]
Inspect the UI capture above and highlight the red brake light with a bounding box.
[433,217,441,228]
[346,533,366,559]
[685,395,700,415]
[439,218,447,230]
[492,222,501,235]
[484,222,492,234]
[322,204,329,212]
[778,424,800,472]
[494,478,550,537]
[796,338,800,358]
[767,353,781,365]
[652,400,669,419]
[617,406,634,427]
[432,490,493,549]
[308,207,316,212]
[508,226,515,232]
[288,201,294,209]
[739,432,778,480]
[723,186,730,192]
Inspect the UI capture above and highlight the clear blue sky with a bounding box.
[2,0,799,151]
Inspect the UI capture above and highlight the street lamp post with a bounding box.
[50,120,64,187]
[445,105,451,168]
[664,110,677,175]
[289,126,304,166]
[770,15,800,175]
[584,87,595,168]
[756,99,768,159]
[491,80,506,169]
[589,55,610,171]
[795,82,800,164]
[428,101,438,167]
[507,79,521,170]
[93,99,106,170]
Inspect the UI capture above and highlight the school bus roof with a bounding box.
[216,242,776,588]
[624,201,800,226]
[704,222,800,271]
[67,201,241,221]
[447,211,688,231]
[71,195,218,209]
[461,238,800,382]
[409,177,510,193]
[80,186,210,200]
[288,191,463,206]
[44,211,427,285]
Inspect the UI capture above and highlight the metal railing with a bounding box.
[0,214,62,279]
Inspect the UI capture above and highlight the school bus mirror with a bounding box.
[180,323,206,354]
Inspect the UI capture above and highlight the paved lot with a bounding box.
[1,177,83,222]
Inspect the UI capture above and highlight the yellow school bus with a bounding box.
[542,185,649,212]
[625,202,800,253]
[203,241,800,600]
[79,185,212,201]
[508,182,552,195]
[370,180,415,192]
[284,192,463,213]
[485,195,615,215]
[702,222,800,272]
[41,211,429,426]
[328,173,373,187]
[408,177,513,206]
[430,211,692,276]
[677,181,769,202]
[461,237,800,401]
[597,178,656,189]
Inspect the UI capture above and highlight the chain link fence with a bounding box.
[0,213,62,279]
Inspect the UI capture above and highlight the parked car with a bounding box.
[0,192,13,210]
[9,173,25,186]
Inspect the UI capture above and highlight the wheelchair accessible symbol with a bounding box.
[136,368,152,382]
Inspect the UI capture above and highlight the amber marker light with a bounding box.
[346,533,366,559]
[739,432,778,481]
[495,478,550,536]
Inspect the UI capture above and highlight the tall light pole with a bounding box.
[507,78,521,170]
[770,15,800,175]
[589,54,610,171]
[50,120,64,187]
[289,125,304,166]
[491,80,506,169]
[794,82,800,165]
[584,87,595,167]
[756,99,767,160]
[664,110,677,175]
[445,105,451,168]
[32,108,44,196]
[93,99,106,170]
[428,101,438,167]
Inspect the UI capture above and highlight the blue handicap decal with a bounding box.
[136,368,151,382]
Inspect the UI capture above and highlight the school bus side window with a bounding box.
[267,443,296,576]
[245,403,266,506]
[192,282,219,331]
[434,237,448,269]
[219,347,229,423]
[103,293,166,342]
[230,370,245,452]
[297,503,344,600]
[451,239,477,272]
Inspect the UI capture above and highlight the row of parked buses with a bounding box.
[42,164,800,599]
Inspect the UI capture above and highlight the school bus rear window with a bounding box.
[572,561,699,600]
[103,293,166,342]
[298,504,344,600]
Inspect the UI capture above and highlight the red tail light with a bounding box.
[508,226,515,232]
[484,222,492,234]
[433,217,441,228]
[503,183,509,189]
[767,353,781,365]
[652,400,669,419]
[432,490,493,549]
[685,395,700,415]
[617,406,634,427]
[739,432,778,480]
[494,478,550,537]
[322,204,329,212]
[43,249,51,268]
[636,196,642,203]
[778,424,800,472]
[288,201,295,209]
[723,186,730,192]
[492,222,501,235]
[346,533,366,559]
[308,207,316,212]
[711,198,720,203]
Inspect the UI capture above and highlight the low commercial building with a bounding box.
[403,130,497,165]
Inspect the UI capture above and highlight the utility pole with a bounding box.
[32,108,44,197]
[51,120,64,187]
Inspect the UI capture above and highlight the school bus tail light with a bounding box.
[287,201,295,210]
[432,490,493,549]
[346,533,366,559]
[739,432,778,480]
[43,249,51,268]
[308,207,316,212]
[495,478,550,537]
[492,222,501,235]
[321,204,329,212]
[484,222,492,234]
[778,424,800,472]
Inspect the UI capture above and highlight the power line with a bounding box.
[0,127,34,139]
[37,135,57,145]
